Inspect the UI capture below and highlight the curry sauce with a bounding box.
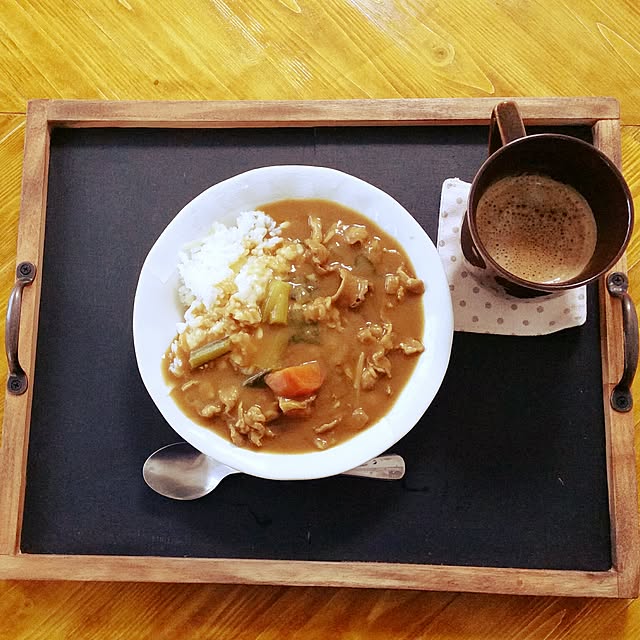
[163,199,425,453]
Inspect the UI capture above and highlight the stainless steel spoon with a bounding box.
[143,441,406,500]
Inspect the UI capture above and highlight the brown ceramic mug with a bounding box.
[461,100,634,298]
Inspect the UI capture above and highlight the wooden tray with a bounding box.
[1,98,638,597]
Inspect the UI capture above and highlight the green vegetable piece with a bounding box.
[254,326,290,370]
[243,369,272,387]
[188,336,232,369]
[290,323,320,344]
[263,279,291,325]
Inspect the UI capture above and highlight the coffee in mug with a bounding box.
[475,174,597,284]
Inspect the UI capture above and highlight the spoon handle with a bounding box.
[341,454,405,480]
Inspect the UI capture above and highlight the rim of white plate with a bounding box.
[132,165,453,480]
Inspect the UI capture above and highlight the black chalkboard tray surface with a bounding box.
[1,98,638,597]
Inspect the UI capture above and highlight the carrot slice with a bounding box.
[264,361,325,398]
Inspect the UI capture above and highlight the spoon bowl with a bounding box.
[143,441,406,500]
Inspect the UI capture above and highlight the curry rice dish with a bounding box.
[163,198,426,454]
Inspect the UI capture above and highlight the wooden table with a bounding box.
[1,1,639,637]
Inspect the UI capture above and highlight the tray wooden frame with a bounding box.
[1,98,638,597]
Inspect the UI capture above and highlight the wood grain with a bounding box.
[591,119,640,598]
[0,115,24,382]
[1,1,640,120]
[0,554,622,598]
[0,0,640,638]
[0,102,50,558]
[41,96,619,127]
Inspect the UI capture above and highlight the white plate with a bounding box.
[133,165,453,480]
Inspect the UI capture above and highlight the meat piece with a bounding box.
[343,224,368,245]
[305,216,331,270]
[198,403,222,418]
[313,418,340,434]
[397,266,425,294]
[234,404,272,447]
[379,325,395,351]
[351,408,369,429]
[358,322,384,344]
[306,242,330,271]
[397,338,425,355]
[249,428,266,447]
[314,435,337,450]
[384,273,400,295]
[296,298,343,329]
[228,423,244,447]
[218,386,239,413]
[244,404,268,426]
[371,350,392,376]
[322,222,339,244]
[300,296,333,322]
[354,322,396,391]
[385,266,425,301]
[278,395,316,417]
[363,236,383,266]
[357,323,394,350]
[359,350,392,391]
[332,268,370,308]
[308,215,323,242]
[360,366,378,390]
[180,379,199,392]
[357,326,376,345]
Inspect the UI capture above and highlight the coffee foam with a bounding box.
[476,174,597,284]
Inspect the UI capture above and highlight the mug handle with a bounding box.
[488,101,527,155]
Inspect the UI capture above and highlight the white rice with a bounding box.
[173,210,306,354]
[178,210,283,310]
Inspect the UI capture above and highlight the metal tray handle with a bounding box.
[607,272,639,412]
[5,261,36,396]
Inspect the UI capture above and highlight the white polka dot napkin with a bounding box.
[437,178,587,335]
